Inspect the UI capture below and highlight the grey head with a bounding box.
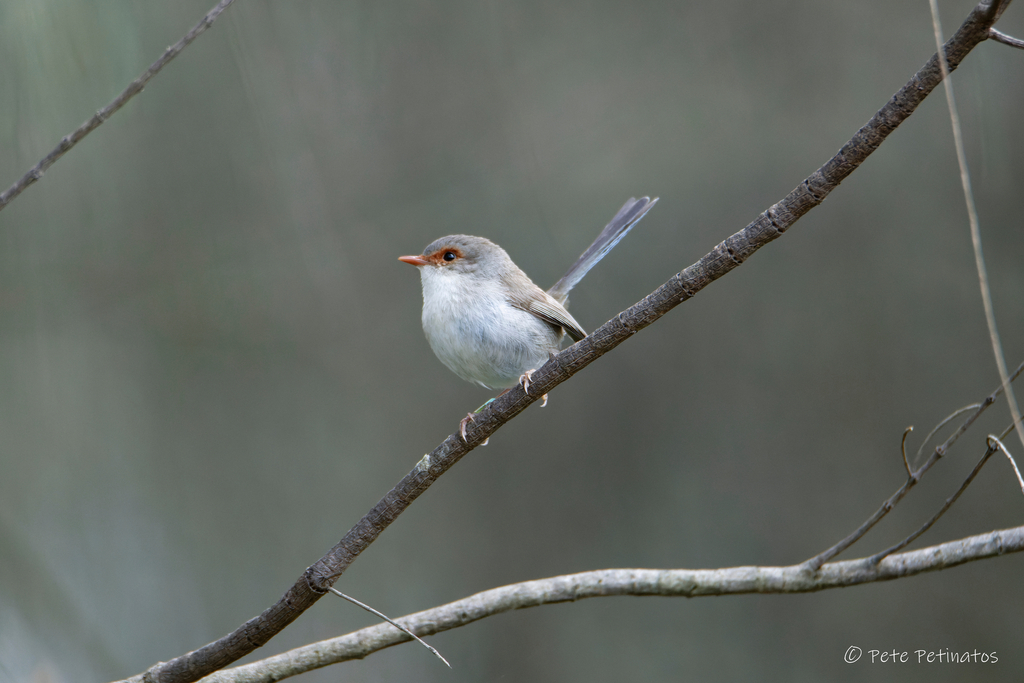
[411,234,524,285]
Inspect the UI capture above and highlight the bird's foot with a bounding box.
[461,398,496,444]
[516,370,547,407]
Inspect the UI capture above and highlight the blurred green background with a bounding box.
[1,1,1023,681]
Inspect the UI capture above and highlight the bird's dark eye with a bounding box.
[443,251,457,261]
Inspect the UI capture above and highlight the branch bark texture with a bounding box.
[126,2,1011,682]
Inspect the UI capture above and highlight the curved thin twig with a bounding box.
[988,434,1024,493]
[901,427,914,477]
[913,404,981,468]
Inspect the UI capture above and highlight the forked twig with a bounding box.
[802,360,1024,571]
[868,422,1017,564]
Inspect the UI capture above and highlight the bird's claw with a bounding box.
[459,412,475,442]
[459,412,490,445]
[517,370,548,407]
[519,369,536,394]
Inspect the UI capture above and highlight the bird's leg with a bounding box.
[475,397,498,411]
[460,371,550,443]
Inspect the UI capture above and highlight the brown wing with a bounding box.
[504,265,588,343]
[521,298,587,343]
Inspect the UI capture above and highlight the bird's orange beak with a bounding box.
[398,255,429,266]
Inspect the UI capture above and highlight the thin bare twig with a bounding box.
[326,588,451,668]
[989,28,1024,47]
[929,0,1024,454]
[0,0,239,211]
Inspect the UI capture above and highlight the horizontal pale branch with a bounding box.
[190,525,1024,683]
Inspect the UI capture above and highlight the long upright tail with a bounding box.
[546,196,658,304]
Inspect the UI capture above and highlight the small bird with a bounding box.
[399,196,657,439]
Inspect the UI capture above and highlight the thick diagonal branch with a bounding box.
[130,2,1011,682]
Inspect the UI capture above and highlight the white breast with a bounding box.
[419,268,562,389]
